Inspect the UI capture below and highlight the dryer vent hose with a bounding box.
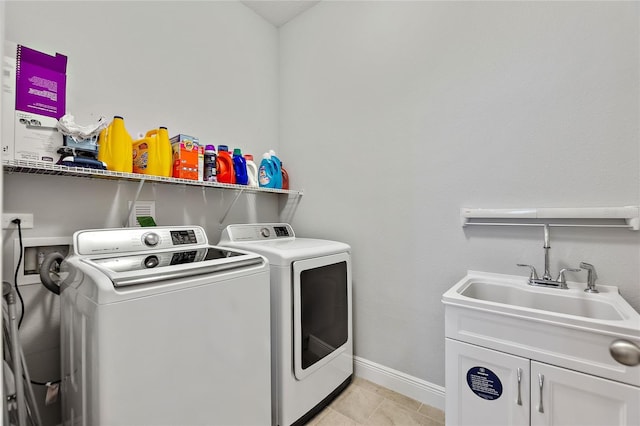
[39,252,65,295]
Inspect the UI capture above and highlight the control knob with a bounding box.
[260,227,270,238]
[143,232,160,247]
[144,255,159,269]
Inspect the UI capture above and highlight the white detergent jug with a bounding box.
[244,154,258,187]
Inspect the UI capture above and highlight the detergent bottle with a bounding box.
[268,150,283,189]
[258,152,277,188]
[132,134,151,175]
[244,154,258,187]
[156,127,173,177]
[216,145,235,184]
[203,145,217,182]
[98,116,133,173]
[233,148,248,185]
[281,162,289,190]
[132,126,173,177]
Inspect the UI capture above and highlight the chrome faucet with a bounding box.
[542,224,552,280]
[580,262,599,293]
[517,224,581,289]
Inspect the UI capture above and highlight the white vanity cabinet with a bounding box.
[443,271,640,426]
[446,338,640,426]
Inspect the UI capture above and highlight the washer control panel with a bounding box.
[74,226,207,256]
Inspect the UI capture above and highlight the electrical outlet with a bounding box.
[2,213,34,229]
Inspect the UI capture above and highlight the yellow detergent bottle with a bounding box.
[132,126,173,177]
[155,127,173,177]
[98,116,133,173]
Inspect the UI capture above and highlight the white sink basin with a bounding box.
[460,280,624,321]
[443,271,640,334]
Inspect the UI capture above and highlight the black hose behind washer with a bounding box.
[39,253,65,295]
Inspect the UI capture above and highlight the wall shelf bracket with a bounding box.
[123,179,146,227]
[219,188,245,225]
[279,190,304,224]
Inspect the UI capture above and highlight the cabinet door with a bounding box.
[531,361,640,426]
[446,339,529,426]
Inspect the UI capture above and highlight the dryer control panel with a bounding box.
[74,226,208,256]
[220,223,295,242]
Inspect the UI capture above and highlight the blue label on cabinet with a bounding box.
[466,366,503,400]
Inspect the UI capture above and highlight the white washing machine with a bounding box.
[59,226,272,426]
[219,223,353,426]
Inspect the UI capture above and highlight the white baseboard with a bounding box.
[353,356,445,410]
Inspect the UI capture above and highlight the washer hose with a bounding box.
[39,252,65,295]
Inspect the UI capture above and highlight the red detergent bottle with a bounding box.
[216,145,236,184]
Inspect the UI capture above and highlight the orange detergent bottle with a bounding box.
[98,116,133,173]
[132,126,173,177]
[281,162,289,190]
[216,145,236,184]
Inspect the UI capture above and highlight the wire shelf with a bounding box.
[2,159,303,196]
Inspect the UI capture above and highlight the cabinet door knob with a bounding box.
[610,339,640,366]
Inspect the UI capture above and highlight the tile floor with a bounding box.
[305,377,445,426]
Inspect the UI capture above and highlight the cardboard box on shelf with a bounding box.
[2,43,67,164]
[1,54,17,160]
[170,134,204,180]
[13,111,61,162]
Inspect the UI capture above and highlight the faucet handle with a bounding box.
[579,262,598,279]
[579,262,599,293]
[556,268,581,285]
[517,264,539,281]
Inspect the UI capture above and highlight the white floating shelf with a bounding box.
[461,206,640,231]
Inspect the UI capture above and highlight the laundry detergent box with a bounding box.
[170,134,204,180]
[2,43,67,163]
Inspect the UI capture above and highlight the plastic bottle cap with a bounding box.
[114,115,124,119]
[269,149,276,156]
[233,148,242,155]
[218,145,229,151]
[205,145,215,152]
[244,154,254,161]
[263,152,271,159]
[159,126,167,130]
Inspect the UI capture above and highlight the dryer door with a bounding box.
[292,252,351,380]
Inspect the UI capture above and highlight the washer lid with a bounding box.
[81,246,264,287]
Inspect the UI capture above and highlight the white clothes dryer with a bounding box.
[219,223,353,426]
[59,226,271,426]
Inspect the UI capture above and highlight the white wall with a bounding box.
[280,0,640,391]
[4,1,640,423]
[3,2,280,424]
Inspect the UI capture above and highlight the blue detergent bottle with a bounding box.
[258,152,277,188]
[268,150,283,189]
[233,148,248,185]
